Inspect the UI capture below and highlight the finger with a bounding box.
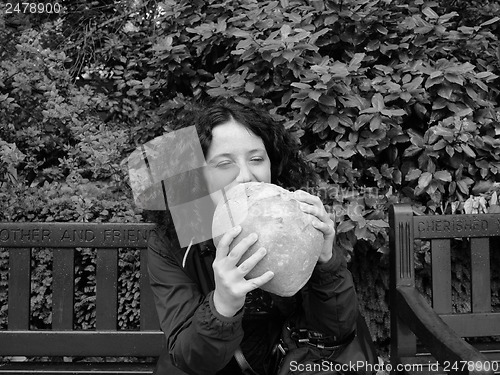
[237,247,267,275]
[298,201,329,222]
[293,191,326,213]
[292,190,323,205]
[311,219,335,236]
[226,232,258,266]
[215,225,242,259]
[244,271,275,293]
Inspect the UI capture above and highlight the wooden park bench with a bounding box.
[0,222,162,375]
[389,204,500,375]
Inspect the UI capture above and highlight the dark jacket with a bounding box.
[147,228,359,375]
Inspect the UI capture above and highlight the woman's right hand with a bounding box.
[212,225,274,317]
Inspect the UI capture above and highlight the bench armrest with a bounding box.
[396,286,493,375]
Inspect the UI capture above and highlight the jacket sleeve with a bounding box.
[299,248,359,343]
[147,230,244,375]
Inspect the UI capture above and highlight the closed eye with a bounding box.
[216,160,234,168]
[250,157,264,163]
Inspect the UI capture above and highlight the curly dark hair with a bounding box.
[143,98,317,246]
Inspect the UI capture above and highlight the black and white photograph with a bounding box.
[1,0,499,374]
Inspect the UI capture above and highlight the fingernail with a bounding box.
[234,225,241,232]
[250,233,258,241]
[259,247,266,255]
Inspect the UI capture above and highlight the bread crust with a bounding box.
[212,182,323,297]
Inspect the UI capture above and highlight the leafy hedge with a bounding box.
[1,0,500,346]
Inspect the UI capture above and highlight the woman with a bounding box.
[146,98,359,375]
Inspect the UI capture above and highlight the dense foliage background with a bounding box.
[1,0,500,352]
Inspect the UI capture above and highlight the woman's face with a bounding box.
[203,118,271,207]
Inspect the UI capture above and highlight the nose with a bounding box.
[235,162,254,183]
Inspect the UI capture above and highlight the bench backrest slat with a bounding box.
[470,238,491,313]
[52,248,75,330]
[140,248,159,330]
[96,248,119,330]
[441,313,500,337]
[8,248,31,330]
[431,239,452,314]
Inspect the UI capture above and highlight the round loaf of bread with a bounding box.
[212,182,323,297]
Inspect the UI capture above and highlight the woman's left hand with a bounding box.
[292,190,336,264]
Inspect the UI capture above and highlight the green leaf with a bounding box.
[445,62,475,75]
[371,93,385,111]
[328,116,340,130]
[318,95,336,107]
[461,144,476,158]
[338,234,354,251]
[475,159,490,169]
[280,24,292,39]
[437,86,453,100]
[422,7,439,19]
[403,76,424,91]
[376,25,388,35]
[433,139,447,150]
[228,28,251,38]
[476,71,497,80]
[472,180,493,194]
[337,220,356,233]
[312,118,329,133]
[306,150,331,160]
[348,53,365,71]
[408,129,424,147]
[465,86,479,101]
[446,145,454,157]
[425,76,444,89]
[355,225,375,241]
[438,11,458,23]
[308,91,322,102]
[301,99,317,115]
[291,82,312,90]
[456,180,469,194]
[434,170,452,182]
[445,74,463,85]
[432,126,454,138]
[418,172,432,189]
[329,63,350,78]
[353,114,372,130]
[406,169,422,181]
[369,115,382,131]
[479,16,500,27]
[381,108,406,117]
[403,145,422,157]
[328,158,338,170]
[432,97,447,110]
[367,219,390,228]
